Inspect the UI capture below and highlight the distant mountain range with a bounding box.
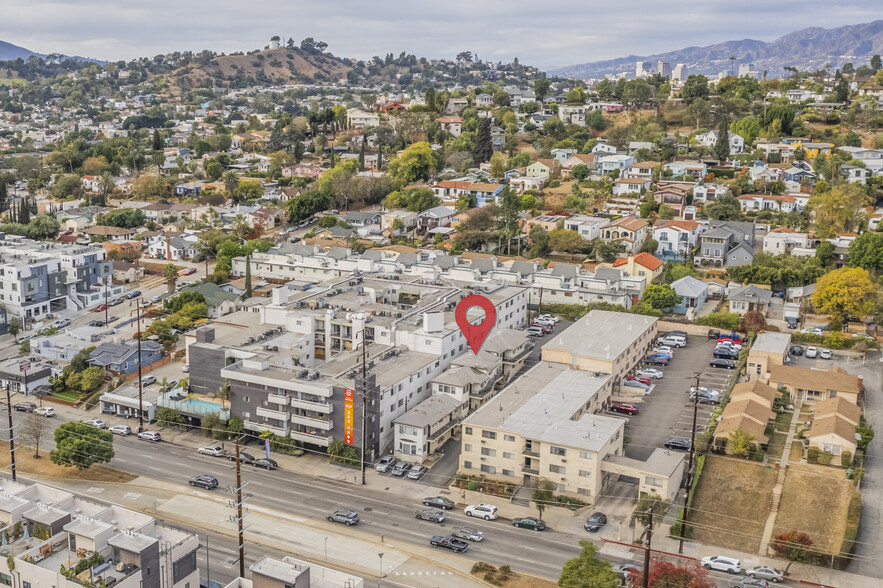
[552,20,883,79]
[0,39,106,64]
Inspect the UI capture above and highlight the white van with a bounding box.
[659,335,686,348]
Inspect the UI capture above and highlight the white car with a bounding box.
[690,386,720,397]
[109,425,132,436]
[653,345,674,354]
[801,327,824,336]
[84,419,107,429]
[533,317,555,327]
[198,446,226,457]
[137,431,162,442]
[464,504,498,520]
[34,407,55,417]
[700,555,741,574]
[53,319,71,328]
[806,346,818,358]
[819,348,832,360]
[182,364,190,373]
[538,314,560,323]
[658,337,686,348]
[636,369,663,379]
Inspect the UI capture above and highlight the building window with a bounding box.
[579,470,591,478]
[579,452,593,460]
[504,434,515,442]
[465,444,472,452]
[645,476,663,487]
[502,469,515,477]
[465,427,472,435]
[482,430,497,440]
[480,465,497,474]
[481,448,496,457]
[0,573,11,586]
[577,488,592,496]
[823,444,842,456]
[554,483,565,492]
[549,464,565,474]
[550,446,566,456]
[503,452,514,460]
[464,461,472,469]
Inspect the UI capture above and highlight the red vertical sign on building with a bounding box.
[344,388,354,445]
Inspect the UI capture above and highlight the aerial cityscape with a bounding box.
[0,4,882,587]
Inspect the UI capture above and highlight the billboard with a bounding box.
[344,388,354,445]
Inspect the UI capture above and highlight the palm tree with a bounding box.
[231,214,251,240]
[223,171,240,200]
[163,264,179,294]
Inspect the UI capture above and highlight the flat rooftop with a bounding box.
[751,332,792,354]
[542,310,656,360]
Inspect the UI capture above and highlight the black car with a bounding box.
[429,535,469,553]
[664,437,692,451]
[585,512,607,532]
[88,320,105,327]
[709,358,737,369]
[423,496,455,510]
[253,458,278,470]
[645,357,670,367]
[228,452,256,464]
[513,517,546,531]
[189,475,219,489]
[707,329,721,339]
[14,402,36,413]
[790,345,804,356]
[713,351,739,360]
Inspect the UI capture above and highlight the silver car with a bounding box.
[748,566,784,583]
[453,527,484,541]
[375,455,396,473]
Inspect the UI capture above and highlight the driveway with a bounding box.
[623,334,735,461]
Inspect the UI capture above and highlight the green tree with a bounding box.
[534,77,550,104]
[641,284,680,310]
[244,255,253,298]
[714,121,730,161]
[566,86,587,104]
[682,75,710,105]
[223,171,240,199]
[543,117,566,140]
[812,267,876,321]
[489,152,505,179]
[622,79,652,109]
[558,540,620,588]
[387,142,435,184]
[206,161,224,181]
[872,54,882,72]
[815,241,835,266]
[549,228,586,259]
[730,117,761,146]
[27,215,61,240]
[532,478,555,518]
[704,194,743,220]
[808,184,873,238]
[528,225,550,257]
[596,78,614,101]
[847,232,883,272]
[163,264,178,294]
[473,118,493,163]
[571,164,589,181]
[728,429,755,458]
[640,238,659,254]
[50,422,114,471]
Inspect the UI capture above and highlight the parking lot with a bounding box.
[623,332,738,461]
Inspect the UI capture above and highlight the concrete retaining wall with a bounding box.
[448,486,583,519]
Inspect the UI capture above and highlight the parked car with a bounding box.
[658,336,686,348]
[429,535,469,553]
[664,437,692,451]
[819,348,832,360]
[652,345,674,355]
[538,314,559,323]
[162,379,179,391]
[423,496,455,510]
[636,368,663,379]
[141,299,151,307]
[647,352,671,361]
[198,446,226,457]
[532,323,552,334]
[852,332,874,341]
[110,298,124,306]
[713,350,739,360]
[326,509,360,526]
[718,334,742,343]
[182,364,190,373]
[610,402,639,415]
[465,504,498,520]
[805,346,818,358]
[709,358,736,370]
[512,517,546,531]
[253,458,278,470]
[84,419,107,429]
[53,319,71,328]
[184,267,198,275]
[375,455,397,472]
[137,431,162,442]
[627,375,652,386]
[189,475,219,490]
[106,315,119,323]
[738,578,770,588]
[126,290,142,299]
[453,527,484,541]
[789,346,804,356]
[141,375,157,386]
[151,295,162,304]
[14,402,36,413]
[623,379,649,390]
[227,452,256,464]
[109,425,132,436]
[801,328,824,336]
[391,461,410,476]
[527,327,545,338]
[87,320,105,327]
[748,565,784,583]
[700,555,741,574]
[34,407,55,417]
[533,317,555,326]
[415,508,446,523]
[95,303,108,312]
[584,512,607,532]
[408,464,429,480]
[645,357,669,367]
[706,330,721,339]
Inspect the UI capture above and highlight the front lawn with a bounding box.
[766,432,788,461]
[775,411,793,432]
[50,391,82,403]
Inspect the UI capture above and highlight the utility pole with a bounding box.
[5,384,16,481]
[537,286,544,317]
[104,276,109,326]
[234,437,246,579]
[360,333,368,486]
[642,505,654,588]
[679,373,702,554]
[132,299,144,432]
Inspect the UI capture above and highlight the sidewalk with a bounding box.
[28,474,489,588]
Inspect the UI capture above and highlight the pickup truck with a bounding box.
[429,535,469,553]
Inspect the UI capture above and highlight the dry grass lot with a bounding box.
[766,432,788,462]
[0,441,136,484]
[773,464,856,555]
[689,456,777,553]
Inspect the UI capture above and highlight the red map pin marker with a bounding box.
[455,294,497,355]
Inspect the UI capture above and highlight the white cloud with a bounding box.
[1,1,880,69]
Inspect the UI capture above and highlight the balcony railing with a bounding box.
[291,414,333,430]
[522,448,539,458]
[256,406,289,421]
[521,465,539,475]
[244,420,288,437]
[267,393,289,406]
[291,397,333,414]
[290,430,332,447]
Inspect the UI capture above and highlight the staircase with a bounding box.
[759,409,798,554]
[511,485,532,507]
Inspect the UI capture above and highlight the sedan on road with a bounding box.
[34,407,55,417]
[87,320,105,327]
[253,458,278,470]
[183,267,198,276]
[748,566,784,583]
[453,527,484,542]
[189,475,219,490]
[664,437,692,451]
[709,358,736,370]
[126,290,141,299]
[326,509,360,526]
[701,555,741,574]
[109,425,132,436]
[423,496,455,510]
[14,402,36,413]
[415,508,446,523]
[429,535,469,553]
[512,517,546,531]
[106,316,119,324]
[198,446,226,457]
[137,431,162,442]
[228,452,256,465]
[584,512,607,532]
[84,419,107,429]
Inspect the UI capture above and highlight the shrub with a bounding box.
[818,451,834,465]
[467,480,481,491]
[841,450,852,468]
[807,446,820,463]
[695,312,742,331]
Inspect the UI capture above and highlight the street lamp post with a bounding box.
[377,552,384,588]
[130,299,144,432]
[204,520,226,588]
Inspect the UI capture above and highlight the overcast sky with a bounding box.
[2,1,881,70]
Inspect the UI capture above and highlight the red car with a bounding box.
[717,336,742,344]
[95,303,108,312]
[610,402,639,415]
[183,267,198,276]
[627,376,652,386]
